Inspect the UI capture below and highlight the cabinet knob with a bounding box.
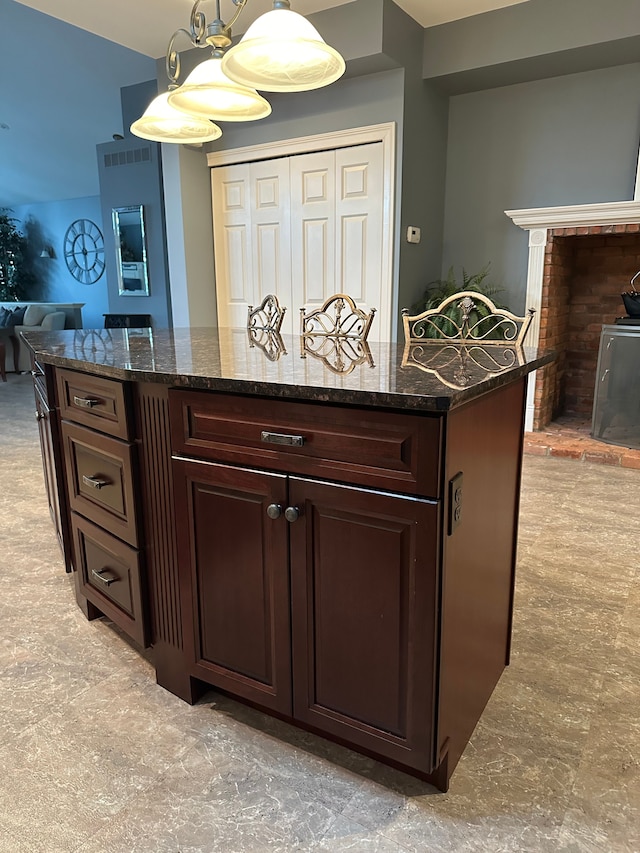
[266,503,283,520]
[34,410,46,422]
[284,506,301,523]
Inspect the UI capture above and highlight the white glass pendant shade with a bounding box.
[221,8,345,93]
[130,92,222,143]
[167,57,272,121]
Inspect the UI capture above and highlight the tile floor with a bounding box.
[1,372,639,852]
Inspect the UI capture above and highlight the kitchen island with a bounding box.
[23,326,553,792]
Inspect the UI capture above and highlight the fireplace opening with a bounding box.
[534,225,640,434]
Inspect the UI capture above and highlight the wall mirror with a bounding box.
[112,205,149,296]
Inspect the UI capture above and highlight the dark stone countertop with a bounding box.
[22,327,554,413]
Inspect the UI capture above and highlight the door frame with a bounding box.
[207,123,397,341]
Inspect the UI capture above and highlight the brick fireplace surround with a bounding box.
[506,200,640,467]
[536,223,640,428]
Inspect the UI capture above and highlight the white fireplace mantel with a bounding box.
[505,199,640,230]
[505,199,640,430]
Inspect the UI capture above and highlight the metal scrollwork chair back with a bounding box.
[300,293,376,341]
[402,291,535,346]
[247,293,286,334]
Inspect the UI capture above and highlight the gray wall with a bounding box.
[382,0,449,317]
[441,62,640,311]
[162,144,218,330]
[205,69,404,156]
[423,0,640,93]
[0,0,155,207]
[97,137,172,328]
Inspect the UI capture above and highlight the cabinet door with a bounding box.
[173,458,292,715]
[289,477,439,773]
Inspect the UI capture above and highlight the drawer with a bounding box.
[71,514,147,647]
[169,391,442,497]
[62,420,139,547]
[57,368,131,439]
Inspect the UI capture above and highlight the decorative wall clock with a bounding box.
[63,219,105,284]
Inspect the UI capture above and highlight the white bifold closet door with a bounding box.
[211,142,387,339]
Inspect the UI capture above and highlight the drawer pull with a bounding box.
[82,474,110,490]
[73,395,101,409]
[261,431,305,448]
[91,568,118,587]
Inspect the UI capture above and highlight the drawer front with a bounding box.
[71,514,147,647]
[62,420,138,546]
[31,359,48,402]
[57,368,130,439]
[170,391,442,497]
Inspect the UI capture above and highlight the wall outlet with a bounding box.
[406,226,421,244]
[448,471,463,535]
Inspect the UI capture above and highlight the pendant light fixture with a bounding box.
[221,1,346,93]
[131,0,345,145]
[167,50,271,122]
[130,88,223,144]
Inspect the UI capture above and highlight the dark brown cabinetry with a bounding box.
[56,368,148,647]
[171,390,443,780]
[23,327,542,793]
[166,378,528,790]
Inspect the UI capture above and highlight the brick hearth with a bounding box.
[523,415,640,468]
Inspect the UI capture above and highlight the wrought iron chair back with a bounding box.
[300,293,376,341]
[247,293,286,334]
[402,291,535,346]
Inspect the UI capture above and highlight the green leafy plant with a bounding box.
[410,264,506,339]
[0,208,33,301]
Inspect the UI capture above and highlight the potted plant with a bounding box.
[410,264,506,339]
[0,209,34,301]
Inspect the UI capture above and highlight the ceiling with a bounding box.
[13,0,530,58]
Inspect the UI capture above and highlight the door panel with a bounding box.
[301,218,330,305]
[289,477,439,771]
[212,163,253,329]
[290,151,335,313]
[335,143,384,315]
[213,141,387,339]
[340,215,367,302]
[251,158,292,315]
[173,458,292,714]
[213,159,292,332]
